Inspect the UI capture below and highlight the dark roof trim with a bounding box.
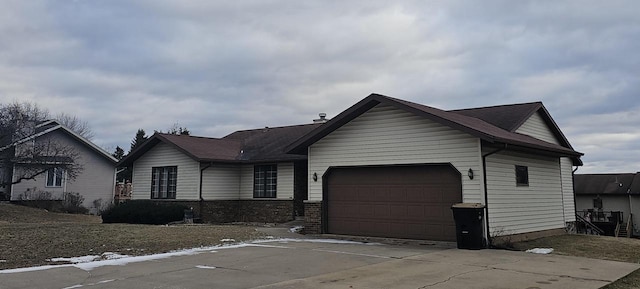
[118,133,306,167]
[287,93,499,154]
[533,105,575,150]
[287,94,582,160]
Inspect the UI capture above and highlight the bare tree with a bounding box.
[155,123,190,136]
[55,112,95,140]
[0,102,84,195]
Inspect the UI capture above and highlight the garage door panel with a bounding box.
[328,165,462,241]
[373,204,390,217]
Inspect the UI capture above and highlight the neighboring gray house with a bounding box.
[574,173,640,236]
[118,124,321,223]
[4,120,118,213]
[287,94,582,244]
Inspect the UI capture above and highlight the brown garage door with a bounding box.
[327,165,462,241]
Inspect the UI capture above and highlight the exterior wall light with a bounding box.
[468,168,474,180]
[313,172,318,182]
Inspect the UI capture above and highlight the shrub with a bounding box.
[101,200,188,225]
[15,190,63,211]
[62,192,88,214]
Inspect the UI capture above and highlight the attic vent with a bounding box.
[313,113,328,123]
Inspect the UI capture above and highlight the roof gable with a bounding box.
[451,102,574,150]
[286,94,582,163]
[0,123,117,164]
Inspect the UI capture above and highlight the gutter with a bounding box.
[482,144,507,247]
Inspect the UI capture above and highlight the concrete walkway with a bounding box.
[1,232,638,289]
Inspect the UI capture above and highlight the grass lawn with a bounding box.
[0,203,265,270]
[512,234,640,289]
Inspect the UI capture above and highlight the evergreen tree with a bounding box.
[112,146,125,160]
[129,129,148,153]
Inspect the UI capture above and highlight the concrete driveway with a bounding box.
[1,233,638,289]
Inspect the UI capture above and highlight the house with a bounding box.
[287,94,582,244]
[2,120,118,214]
[118,123,321,223]
[574,173,640,236]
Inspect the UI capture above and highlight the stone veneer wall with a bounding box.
[304,201,323,234]
[238,200,294,223]
[155,200,293,223]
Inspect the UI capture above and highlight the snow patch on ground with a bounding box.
[289,226,304,233]
[526,248,554,254]
[0,238,379,274]
[220,239,235,242]
[195,265,217,269]
[254,238,380,245]
[48,252,130,264]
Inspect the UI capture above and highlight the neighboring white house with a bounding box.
[3,120,118,213]
[118,124,320,223]
[574,173,640,236]
[287,94,582,244]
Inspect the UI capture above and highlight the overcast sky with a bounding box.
[1,1,638,173]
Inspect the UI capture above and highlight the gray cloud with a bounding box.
[0,0,638,172]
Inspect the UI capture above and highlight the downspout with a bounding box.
[199,162,213,216]
[482,144,507,248]
[572,165,579,224]
[114,167,126,203]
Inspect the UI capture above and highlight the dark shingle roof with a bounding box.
[449,102,542,132]
[119,124,321,166]
[157,134,242,162]
[575,173,639,195]
[223,124,322,162]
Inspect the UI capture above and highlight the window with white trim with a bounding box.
[46,167,64,187]
[254,164,277,198]
[151,166,177,199]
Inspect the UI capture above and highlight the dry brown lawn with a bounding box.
[0,203,265,270]
[513,234,640,289]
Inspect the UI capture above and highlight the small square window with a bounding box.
[515,165,529,186]
[593,197,603,209]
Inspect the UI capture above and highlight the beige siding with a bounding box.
[485,150,564,235]
[239,163,295,200]
[308,104,484,203]
[11,130,115,213]
[560,157,576,222]
[277,163,294,199]
[131,142,200,200]
[516,111,560,144]
[201,164,240,200]
[239,164,254,199]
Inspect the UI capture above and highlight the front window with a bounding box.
[151,166,177,199]
[46,167,64,187]
[254,164,277,198]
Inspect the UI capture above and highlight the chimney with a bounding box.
[313,113,328,123]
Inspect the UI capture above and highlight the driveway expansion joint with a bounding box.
[416,268,492,288]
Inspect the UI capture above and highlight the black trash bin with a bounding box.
[451,203,485,250]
